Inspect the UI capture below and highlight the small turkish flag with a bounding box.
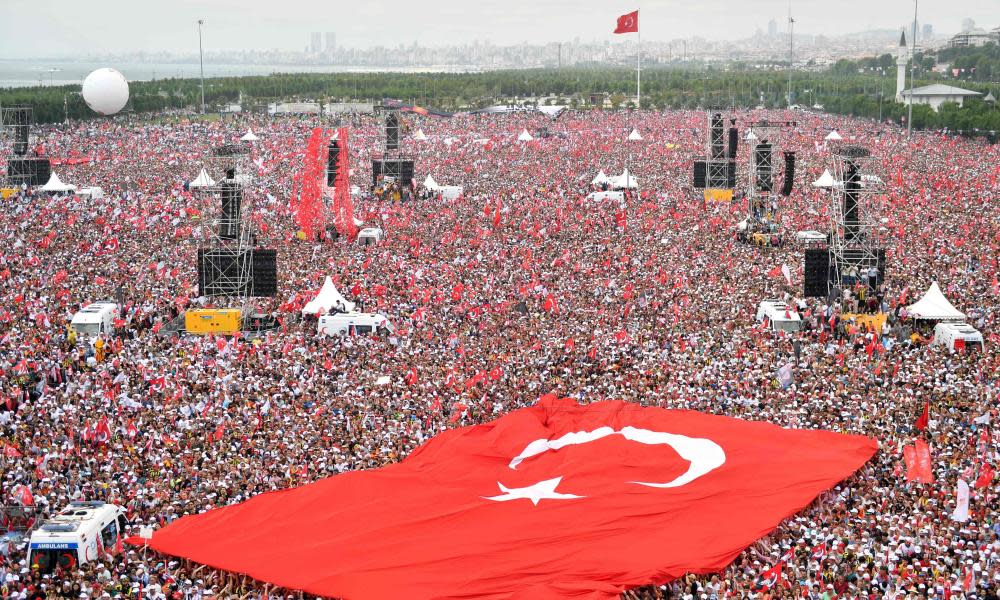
[135,397,876,599]
[914,401,929,432]
[614,10,639,34]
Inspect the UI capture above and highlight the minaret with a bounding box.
[895,30,908,103]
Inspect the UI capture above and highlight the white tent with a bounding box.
[302,277,356,316]
[905,282,967,321]
[423,174,439,190]
[41,173,76,192]
[612,168,638,189]
[825,130,843,141]
[413,129,428,141]
[241,129,258,141]
[745,130,758,141]
[189,168,216,189]
[812,169,835,188]
[591,170,611,186]
[627,128,643,141]
[517,129,534,142]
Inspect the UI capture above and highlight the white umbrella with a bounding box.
[825,130,843,141]
[517,129,534,142]
[627,128,643,141]
[241,129,258,141]
[413,129,428,141]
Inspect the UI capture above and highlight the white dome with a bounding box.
[82,68,130,116]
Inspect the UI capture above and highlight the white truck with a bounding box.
[318,312,393,337]
[755,300,803,333]
[931,322,984,352]
[69,302,118,339]
[28,501,127,573]
[357,227,385,246]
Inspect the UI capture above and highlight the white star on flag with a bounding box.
[484,477,583,505]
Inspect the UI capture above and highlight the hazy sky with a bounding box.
[0,0,995,58]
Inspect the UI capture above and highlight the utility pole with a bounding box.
[907,0,917,139]
[787,2,795,106]
[198,19,206,114]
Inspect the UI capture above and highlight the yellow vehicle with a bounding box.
[185,309,241,334]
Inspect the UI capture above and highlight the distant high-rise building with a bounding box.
[325,32,336,53]
[767,19,778,37]
[310,32,322,54]
[922,24,933,39]
[961,18,975,33]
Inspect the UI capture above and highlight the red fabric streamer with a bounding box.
[292,127,333,239]
[331,128,358,239]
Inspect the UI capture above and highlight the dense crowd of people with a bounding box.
[0,106,998,600]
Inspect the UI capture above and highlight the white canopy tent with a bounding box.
[825,130,843,141]
[413,129,428,141]
[241,129,259,141]
[423,174,440,190]
[189,169,216,189]
[302,277,357,316]
[612,168,638,189]
[591,170,611,186]
[41,173,76,193]
[812,170,835,188]
[905,282,966,321]
[627,129,643,141]
[517,129,534,142]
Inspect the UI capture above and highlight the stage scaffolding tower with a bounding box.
[826,144,885,291]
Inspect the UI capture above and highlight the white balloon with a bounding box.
[82,68,130,116]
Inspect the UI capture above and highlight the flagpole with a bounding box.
[636,19,641,109]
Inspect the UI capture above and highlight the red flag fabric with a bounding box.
[915,401,929,432]
[614,10,639,34]
[975,463,995,489]
[906,439,934,483]
[753,561,783,592]
[132,397,875,600]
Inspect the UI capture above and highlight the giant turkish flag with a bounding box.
[135,397,876,599]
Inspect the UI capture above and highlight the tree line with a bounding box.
[2,61,997,137]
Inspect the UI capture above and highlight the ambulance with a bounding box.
[28,501,127,573]
[69,302,118,339]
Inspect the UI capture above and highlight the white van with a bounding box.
[77,187,105,200]
[28,501,127,573]
[318,312,393,337]
[438,186,463,200]
[586,191,625,202]
[358,227,385,246]
[755,300,803,333]
[932,322,983,352]
[70,302,118,339]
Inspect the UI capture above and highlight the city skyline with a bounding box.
[0,0,995,59]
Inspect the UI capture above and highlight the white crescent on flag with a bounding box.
[486,426,726,503]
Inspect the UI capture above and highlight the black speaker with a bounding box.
[386,113,400,151]
[843,160,861,242]
[197,249,277,297]
[219,180,243,241]
[727,127,738,159]
[725,159,736,188]
[7,157,51,186]
[326,139,339,187]
[781,151,796,196]
[693,160,707,189]
[803,248,830,297]
[754,142,773,192]
[710,113,725,160]
[371,159,415,186]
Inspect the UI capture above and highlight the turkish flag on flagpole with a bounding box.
[614,10,639,34]
[133,397,876,600]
